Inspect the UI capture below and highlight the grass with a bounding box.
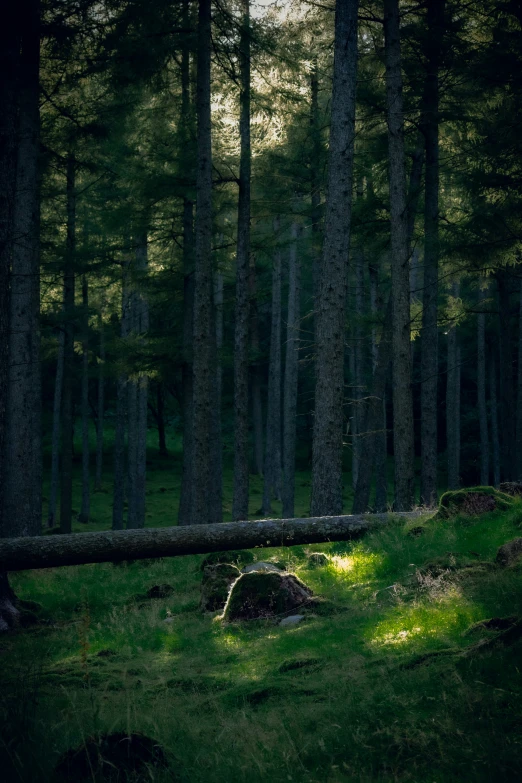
[2,462,522,781]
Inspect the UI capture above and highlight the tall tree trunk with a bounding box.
[262,232,283,514]
[178,0,195,525]
[4,0,42,539]
[369,260,388,511]
[311,0,359,516]
[190,0,214,524]
[112,260,130,531]
[48,329,65,527]
[282,221,301,518]
[477,285,489,485]
[446,282,460,490]
[517,279,522,480]
[384,0,415,510]
[95,310,105,490]
[232,0,252,521]
[79,275,90,523]
[490,349,501,487]
[352,186,365,490]
[249,257,264,477]
[210,271,224,523]
[497,270,516,480]
[420,0,445,507]
[127,233,148,530]
[310,57,322,312]
[60,153,76,535]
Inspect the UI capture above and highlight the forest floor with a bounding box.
[2,469,522,781]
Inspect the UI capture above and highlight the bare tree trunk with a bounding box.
[232,0,252,521]
[263,233,283,514]
[310,57,322,315]
[95,309,105,490]
[477,285,489,485]
[490,349,501,487]
[48,329,65,527]
[384,0,415,510]
[178,0,195,525]
[60,153,76,534]
[369,260,388,511]
[282,222,301,519]
[112,261,130,531]
[249,257,264,477]
[420,0,445,507]
[210,271,224,523]
[446,282,460,490]
[311,0,359,516]
[128,233,148,530]
[352,188,365,490]
[191,0,214,524]
[4,0,42,539]
[79,275,90,523]
[497,270,516,480]
[518,279,522,480]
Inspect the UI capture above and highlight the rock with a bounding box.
[200,563,240,612]
[241,561,284,574]
[499,482,522,497]
[496,537,522,567]
[435,487,513,519]
[279,614,305,627]
[223,571,313,622]
[306,553,329,568]
[200,550,254,571]
[55,732,168,782]
[146,584,174,599]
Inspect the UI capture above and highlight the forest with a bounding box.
[1,0,522,780]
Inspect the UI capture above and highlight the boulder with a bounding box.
[200,563,240,612]
[223,571,313,622]
[306,552,329,568]
[499,482,522,497]
[496,537,522,567]
[435,487,513,520]
[200,550,254,571]
[279,614,305,627]
[241,561,284,574]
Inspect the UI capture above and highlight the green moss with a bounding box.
[435,486,514,519]
[223,571,313,622]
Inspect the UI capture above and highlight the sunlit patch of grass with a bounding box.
[330,548,386,582]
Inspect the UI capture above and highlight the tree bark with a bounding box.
[311,0,359,516]
[60,152,76,535]
[4,0,42,539]
[262,231,283,514]
[48,329,65,527]
[250,257,264,477]
[282,222,301,518]
[446,282,460,490]
[352,185,365,489]
[0,511,427,573]
[518,279,522,480]
[497,270,516,480]
[79,275,90,523]
[178,0,195,525]
[210,271,223,523]
[191,0,214,524]
[369,259,388,511]
[384,0,415,510]
[477,285,489,485]
[420,0,445,506]
[95,309,105,490]
[232,0,252,521]
[112,260,130,531]
[490,348,501,487]
[310,57,322,313]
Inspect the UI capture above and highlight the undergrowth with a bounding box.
[2,479,522,780]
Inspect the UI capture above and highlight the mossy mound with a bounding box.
[435,487,514,520]
[499,482,522,497]
[55,732,169,782]
[200,549,255,571]
[200,563,240,612]
[496,537,522,567]
[223,571,313,622]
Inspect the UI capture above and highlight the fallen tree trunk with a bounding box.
[0,512,428,572]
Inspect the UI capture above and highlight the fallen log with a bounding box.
[0,512,428,572]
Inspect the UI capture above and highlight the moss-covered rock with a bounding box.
[200,563,240,612]
[223,571,313,622]
[496,537,522,567]
[435,486,513,520]
[499,482,522,497]
[200,549,255,571]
